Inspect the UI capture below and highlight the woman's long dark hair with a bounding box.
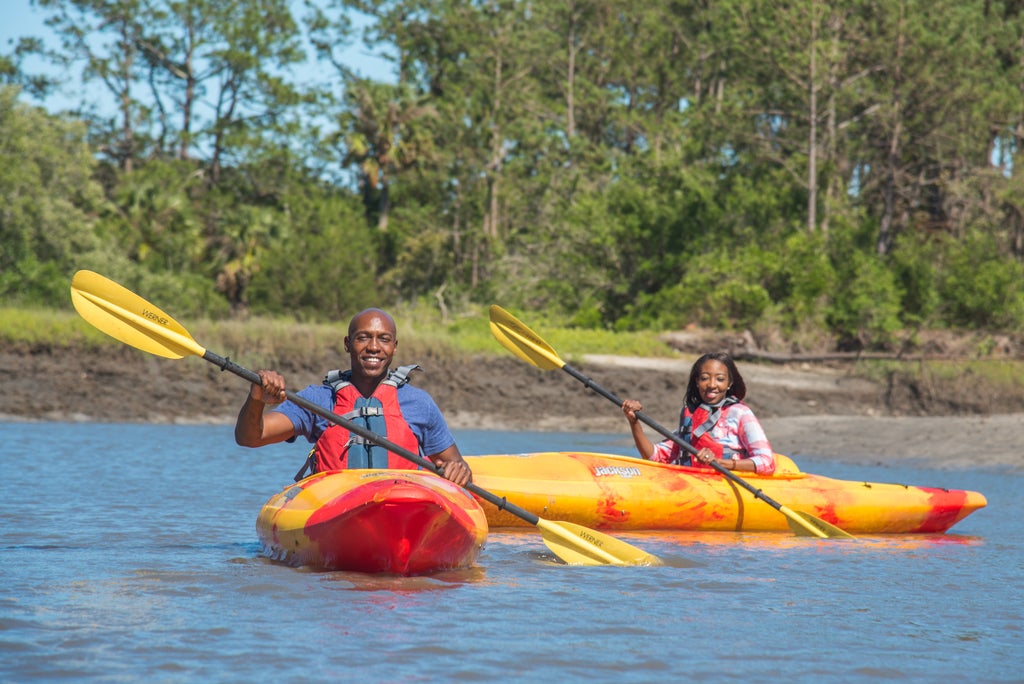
[684,352,747,408]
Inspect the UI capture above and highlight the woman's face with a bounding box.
[696,359,731,404]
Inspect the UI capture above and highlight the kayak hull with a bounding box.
[257,470,488,574]
[466,452,986,534]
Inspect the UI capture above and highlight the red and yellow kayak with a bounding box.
[466,452,986,534]
[257,470,488,574]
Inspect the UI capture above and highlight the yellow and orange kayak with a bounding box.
[257,470,488,574]
[466,452,986,534]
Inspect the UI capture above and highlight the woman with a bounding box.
[621,351,775,475]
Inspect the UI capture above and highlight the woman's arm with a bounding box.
[622,399,656,460]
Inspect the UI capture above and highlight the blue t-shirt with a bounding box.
[271,382,457,457]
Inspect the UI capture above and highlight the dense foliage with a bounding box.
[3,0,1024,349]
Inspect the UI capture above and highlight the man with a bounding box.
[235,308,472,486]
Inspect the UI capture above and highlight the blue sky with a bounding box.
[1,0,394,114]
[1,2,68,109]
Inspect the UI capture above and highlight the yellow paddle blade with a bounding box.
[488,305,565,371]
[70,270,205,360]
[783,508,856,539]
[536,519,662,566]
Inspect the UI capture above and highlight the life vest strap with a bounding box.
[294,448,316,482]
[323,364,423,392]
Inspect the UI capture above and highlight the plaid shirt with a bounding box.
[651,401,776,475]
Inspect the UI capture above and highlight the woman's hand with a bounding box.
[695,447,717,466]
[621,399,643,425]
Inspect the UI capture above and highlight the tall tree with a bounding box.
[722,0,858,235]
[201,0,305,185]
[851,0,1003,255]
[36,0,151,171]
[337,78,437,232]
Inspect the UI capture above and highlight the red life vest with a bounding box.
[313,365,422,473]
[679,398,738,467]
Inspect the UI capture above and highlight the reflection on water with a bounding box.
[0,422,1019,683]
[320,566,488,593]
[627,529,984,551]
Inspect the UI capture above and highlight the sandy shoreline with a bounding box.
[759,414,1022,470]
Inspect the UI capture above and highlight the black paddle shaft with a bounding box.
[560,362,792,512]
[203,350,543,526]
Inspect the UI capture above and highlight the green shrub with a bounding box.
[776,231,836,329]
[888,234,941,326]
[826,251,904,348]
[938,231,1024,330]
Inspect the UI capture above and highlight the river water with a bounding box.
[1,422,1020,682]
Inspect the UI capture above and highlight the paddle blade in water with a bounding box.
[70,270,204,360]
[785,509,856,539]
[488,305,565,371]
[536,519,662,566]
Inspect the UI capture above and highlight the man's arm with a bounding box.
[234,370,297,447]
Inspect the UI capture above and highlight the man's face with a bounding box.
[345,311,397,383]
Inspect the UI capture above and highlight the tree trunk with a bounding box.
[377,181,390,232]
[877,6,905,257]
[566,3,577,139]
[807,0,818,233]
[118,20,135,173]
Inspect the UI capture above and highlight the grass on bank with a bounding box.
[5,306,1023,406]
[0,304,677,366]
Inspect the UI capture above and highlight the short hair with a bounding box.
[347,308,396,338]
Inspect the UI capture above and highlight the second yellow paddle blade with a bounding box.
[488,305,565,371]
[537,519,662,566]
